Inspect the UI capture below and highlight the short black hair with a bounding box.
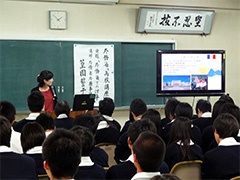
[132,131,166,172]
[99,97,115,116]
[127,118,157,144]
[219,103,240,125]
[36,113,55,131]
[195,99,211,114]
[213,113,239,139]
[0,101,16,123]
[164,98,180,119]
[0,115,12,147]
[129,98,147,121]
[42,129,82,179]
[142,109,161,129]
[54,100,71,116]
[21,122,46,153]
[71,126,95,156]
[27,91,44,112]
[74,114,98,135]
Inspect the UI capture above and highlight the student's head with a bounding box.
[212,99,228,121]
[213,113,239,144]
[169,116,192,144]
[142,109,161,128]
[0,101,16,124]
[127,118,157,146]
[0,115,12,147]
[132,131,166,172]
[37,70,54,87]
[218,103,240,126]
[150,174,181,180]
[99,97,115,116]
[175,102,193,120]
[164,98,180,120]
[71,126,95,156]
[21,122,46,153]
[74,114,98,135]
[219,93,235,104]
[195,99,211,117]
[36,113,55,131]
[129,98,147,121]
[54,100,71,116]
[27,91,44,112]
[42,129,82,179]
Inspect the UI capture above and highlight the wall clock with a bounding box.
[49,10,67,30]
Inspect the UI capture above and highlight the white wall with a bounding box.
[1,0,240,124]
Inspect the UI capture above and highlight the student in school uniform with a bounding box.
[0,101,22,153]
[31,70,57,112]
[162,102,201,146]
[202,113,240,179]
[114,98,147,163]
[106,119,169,180]
[131,131,166,180]
[21,122,46,175]
[192,99,213,132]
[72,126,106,180]
[164,116,203,170]
[13,91,44,133]
[36,113,55,137]
[0,116,38,179]
[74,114,109,167]
[54,100,74,129]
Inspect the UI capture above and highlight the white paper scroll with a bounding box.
[74,44,114,106]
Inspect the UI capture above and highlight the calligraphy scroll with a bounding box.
[74,44,114,106]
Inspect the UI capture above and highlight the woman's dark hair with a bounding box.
[212,99,228,121]
[168,116,193,160]
[37,70,53,87]
[175,102,193,120]
[21,122,46,153]
[164,98,180,120]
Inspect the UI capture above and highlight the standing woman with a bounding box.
[31,70,57,112]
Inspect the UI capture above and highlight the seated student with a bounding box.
[115,98,147,163]
[54,100,74,129]
[131,131,166,180]
[202,101,240,154]
[0,116,38,179]
[142,109,162,136]
[192,99,213,132]
[36,113,55,137]
[160,98,180,132]
[71,126,106,179]
[74,114,108,167]
[42,128,82,180]
[201,99,228,154]
[202,113,240,179]
[13,91,44,132]
[21,122,46,175]
[107,119,169,180]
[98,97,121,131]
[164,116,203,170]
[162,102,201,146]
[120,98,147,136]
[0,101,22,153]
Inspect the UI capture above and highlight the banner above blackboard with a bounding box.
[136,8,215,35]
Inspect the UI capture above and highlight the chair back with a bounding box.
[170,160,203,180]
[38,174,49,180]
[96,143,117,167]
[230,176,240,180]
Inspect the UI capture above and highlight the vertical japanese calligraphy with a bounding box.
[74,44,114,106]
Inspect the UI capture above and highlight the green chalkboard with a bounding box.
[0,40,173,111]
